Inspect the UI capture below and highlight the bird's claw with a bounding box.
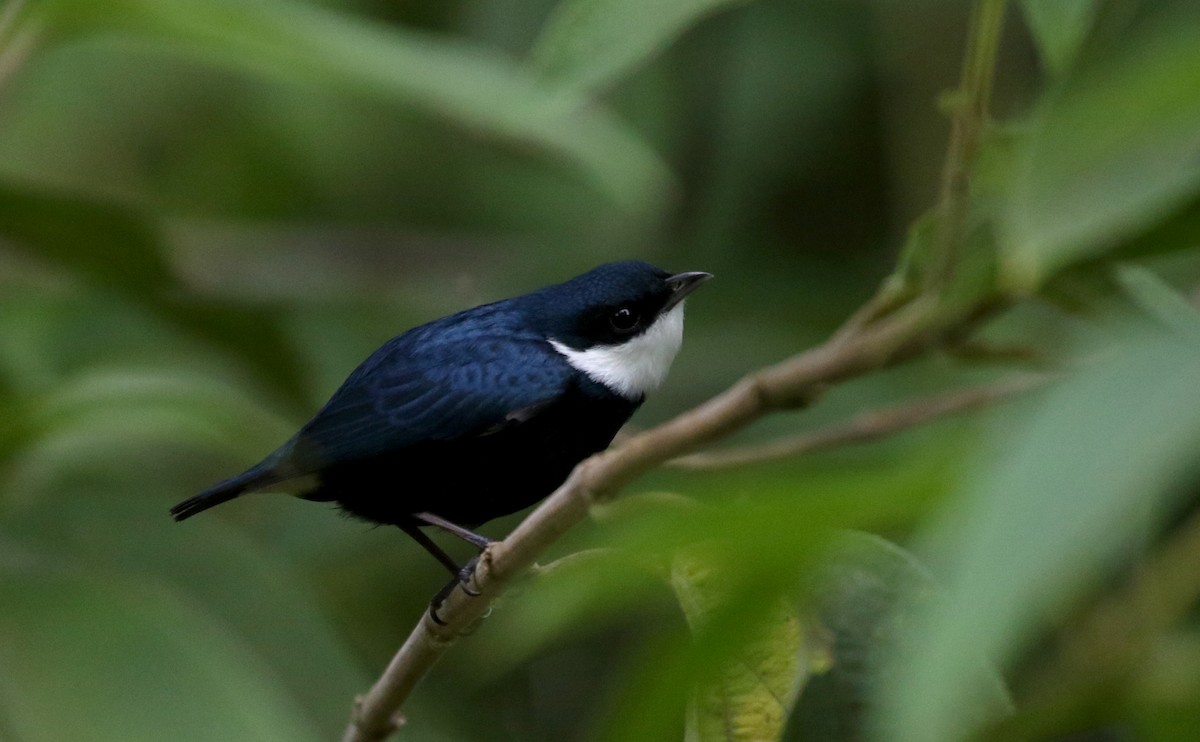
[458,555,482,597]
[428,597,448,626]
[427,555,484,624]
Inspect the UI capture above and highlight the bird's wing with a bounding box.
[275,330,572,472]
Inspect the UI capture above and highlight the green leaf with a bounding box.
[13,366,295,471]
[1018,0,1096,76]
[583,435,960,740]
[876,333,1200,741]
[672,548,810,742]
[0,566,323,742]
[1114,264,1200,341]
[785,533,1009,741]
[0,182,172,295]
[38,0,671,211]
[1002,6,1200,291]
[0,183,308,403]
[531,0,749,94]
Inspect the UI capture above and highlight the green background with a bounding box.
[4,0,1200,739]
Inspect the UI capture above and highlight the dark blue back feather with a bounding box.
[275,303,574,471]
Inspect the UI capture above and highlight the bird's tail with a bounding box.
[170,467,272,521]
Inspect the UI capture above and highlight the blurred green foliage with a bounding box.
[4,0,1200,740]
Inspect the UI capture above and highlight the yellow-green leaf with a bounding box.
[673,549,811,742]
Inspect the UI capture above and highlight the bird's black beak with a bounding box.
[663,271,713,311]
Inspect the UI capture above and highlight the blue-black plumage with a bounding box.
[170,261,710,576]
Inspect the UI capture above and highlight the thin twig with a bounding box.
[528,548,616,578]
[930,0,1006,286]
[832,0,1006,344]
[829,284,907,345]
[340,300,962,742]
[667,374,1048,471]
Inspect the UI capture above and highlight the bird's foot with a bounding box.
[457,554,482,597]
[428,579,456,625]
[428,597,448,626]
[427,554,485,625]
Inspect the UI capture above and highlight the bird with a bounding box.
[170,260,711,612]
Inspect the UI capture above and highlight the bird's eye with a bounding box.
[609,307,641,333]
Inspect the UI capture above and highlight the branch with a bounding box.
[340,300,963,742]
[831,0,1006,344]
[667,374,1048,471]
[930,0,1007,285]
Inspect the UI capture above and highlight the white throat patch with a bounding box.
[550,303,686,399]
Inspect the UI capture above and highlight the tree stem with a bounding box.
[931,0,1007,286]
[668,374,1048,471]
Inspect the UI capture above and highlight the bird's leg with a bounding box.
[412,511,493,551]
[398,523,462,578]
[399,520,487,625]
[427,578,456,626]
[412,513,490,600]
[425,555,486,625]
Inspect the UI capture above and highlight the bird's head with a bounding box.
[525,261,712,399]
